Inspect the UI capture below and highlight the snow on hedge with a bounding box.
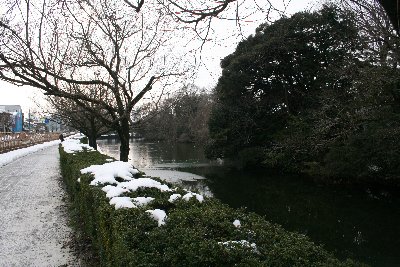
[81,161,139,185]
[168,194,182,203]
[79,159,204,227]
[146,209,167,226]
[118,178,170,192]
[110,197,136,209]
[108,196,155,210]
[233,219,241,228]
[182,192,204,203]
[102,185,129,198]
[62,138,94,153]
[133,197,155,207]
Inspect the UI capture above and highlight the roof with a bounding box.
[0,105,22,113]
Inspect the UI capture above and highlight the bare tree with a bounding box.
[0,0,192,161]
[377,0,399,33]
[340,0,400,68]
[123,0,285,26]
[45,85,112,150]
[0,112,13,132]
[0,0,287,161]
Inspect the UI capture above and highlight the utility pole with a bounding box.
[28,109,31,132]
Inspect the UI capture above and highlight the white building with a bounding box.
[0,105,22,113]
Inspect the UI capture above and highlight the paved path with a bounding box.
[0,145,79,266]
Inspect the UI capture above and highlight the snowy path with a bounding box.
[0,145,79,266]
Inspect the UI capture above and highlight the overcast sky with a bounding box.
[0,0,318,114]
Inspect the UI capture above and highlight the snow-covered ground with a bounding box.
[0,139,61,167]
[0,144,79,266]
[0,133,83,168]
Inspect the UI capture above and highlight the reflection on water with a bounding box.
[97,139,215,196]
[98,139,400,266]
[185,166,400,266]
[99,138,211,169]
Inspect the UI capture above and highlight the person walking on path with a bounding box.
[0,144,79,266]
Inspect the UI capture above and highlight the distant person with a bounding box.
[59,133,64,142]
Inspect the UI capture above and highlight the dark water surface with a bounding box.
[98,139,400,266]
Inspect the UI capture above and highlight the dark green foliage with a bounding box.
[59,145,361,266]
[207,5,360,164]
[207,4,400,185]
[275,65,400,184]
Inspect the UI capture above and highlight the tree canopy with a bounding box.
[378,0,400,33]
[0,0,191,160]
[207,4,400,185]
[207,5,361,159]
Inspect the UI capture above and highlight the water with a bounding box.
[98,139,400,266]
[98,139,214,196]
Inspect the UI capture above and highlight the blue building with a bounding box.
[13,110,23,132]
[0,105,23,132]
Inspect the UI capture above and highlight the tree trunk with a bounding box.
[88,134,98,150]
[118,118,130,162]
[88,118,98,150]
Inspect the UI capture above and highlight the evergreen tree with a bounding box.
[207,5,361,165]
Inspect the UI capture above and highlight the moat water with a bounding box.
[98,139,400,266]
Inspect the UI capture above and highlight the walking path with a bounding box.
[0,144,79,266]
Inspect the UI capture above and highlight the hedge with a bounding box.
[59,144,364,267]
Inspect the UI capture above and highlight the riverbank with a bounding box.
[96,139,400,266]
[60,137,364,266]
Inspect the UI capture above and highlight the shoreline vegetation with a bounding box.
[132,4,400,189]
[59,136,365,266]
[100,134,400,192]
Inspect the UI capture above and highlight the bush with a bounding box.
[59,145,364,267]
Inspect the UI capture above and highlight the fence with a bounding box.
[0,132,60,154]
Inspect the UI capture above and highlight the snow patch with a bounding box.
[233,219,241,228]
[110,197,136,209]
[118,178,170,192]
[80,161,139,186]
[102,185,129,198]
[132,197,154,207]
[146,209,167,226]
[102,185,115,193]
[168,194,182,203]
[62,138,94,153]
[182,192,204,203]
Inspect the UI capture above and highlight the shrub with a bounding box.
[59,145,364,267]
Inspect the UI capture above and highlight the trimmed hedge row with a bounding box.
[59,145,364,267]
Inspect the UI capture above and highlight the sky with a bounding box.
[0,0,318,115]
[193,0,319,88]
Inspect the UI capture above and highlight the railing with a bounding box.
[0,132,60,154]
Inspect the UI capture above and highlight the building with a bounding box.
[0,105,24,132]
[0,105,22,113]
